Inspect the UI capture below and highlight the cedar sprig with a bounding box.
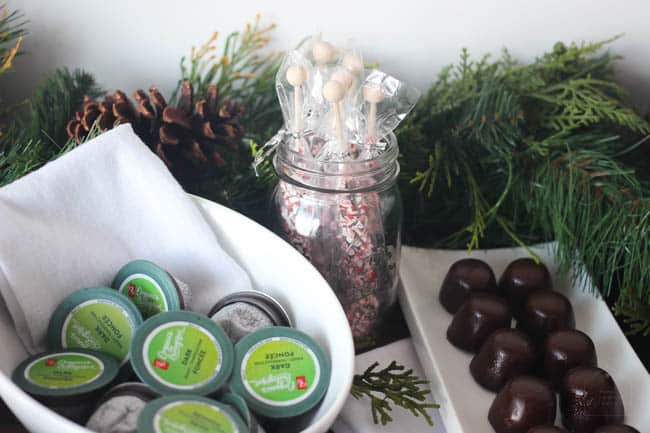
[172,15,283,141]
[350,361,439,426]
[613,299,650,336]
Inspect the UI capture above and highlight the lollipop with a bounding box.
[323,79,347,153]
[363,82,385,141]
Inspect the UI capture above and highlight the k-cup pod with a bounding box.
[112,260,192,318]
[137,395,248,433]
[47,287,143,366]
[12,349,119,422]
[229,326,331,419]
[208,290,292,343]
[86,382,159,433]
[130,311,234,396]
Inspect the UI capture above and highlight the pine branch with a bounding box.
[0,5,26,76]
[29,68,102,147]
[350,361,439,426]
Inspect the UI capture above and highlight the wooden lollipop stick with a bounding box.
[286,65,307,134]
[323,80,346,153]
[363,83,384,140]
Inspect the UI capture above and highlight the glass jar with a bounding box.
[271,131,402,349]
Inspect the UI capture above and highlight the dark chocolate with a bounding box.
[528,427,570,433]
[439,258,498,314]
[560,367,624,433]
[488,376,556,433]
[543,330,597,389]
[499,258,552,317]
[594,425,641,433]
[446,293,512,352]
[470,329,536,392]
[517,290,575,343]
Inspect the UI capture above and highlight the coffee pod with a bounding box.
[439,258,498,314]
[498,258,552,317]
[543,330,597,389]
[470,329,536,392]
[130,311,234,396]
[12,349,119,422]
[222,392,258,433]
[560,366,624,433]
[47,287,143,366]
[446,293,512,352]
[229,326,331,419]
[86,382,159,433]
[112,259,192,318]
[208,290,292,343]
[137,395,248,433]
[488,376,556,433]
[517,290,575,343]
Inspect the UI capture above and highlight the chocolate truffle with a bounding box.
[488,376,556,433]
[470,329,537,392]
[561,367,624,433]
[499,258,552,317]
[447,293,512,352]
[543,330,597,389]
[439,258,498,314]
[594,425,641,433]
[528,427,570,433]
[518,290,575,343]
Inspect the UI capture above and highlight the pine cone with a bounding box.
[66,81,245,181]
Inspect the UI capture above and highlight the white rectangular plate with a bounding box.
[398,243,650,433]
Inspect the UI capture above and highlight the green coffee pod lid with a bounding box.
[137,394,248,433]
[47,287,143,366]
[130,311,234,396]
[112,260,186,318]
[12,349,119,397]
[230,326,331,419]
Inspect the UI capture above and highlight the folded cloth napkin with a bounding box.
[332,338,446,433]
[0,124,252,353]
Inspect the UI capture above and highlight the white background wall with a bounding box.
[5,0,650,112]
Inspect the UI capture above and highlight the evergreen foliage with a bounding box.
[398,38,650,334]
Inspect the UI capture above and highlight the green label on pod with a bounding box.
[25,352,104,389]
[62,300,135,364]
[242,337,320,407]
[119,273,168,318]
[154,401,238,433]
[144,322,221,390]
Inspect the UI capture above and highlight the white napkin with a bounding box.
[0,124,252,354]
[333,338,446,433]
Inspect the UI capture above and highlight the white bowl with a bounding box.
[0,196,354,433]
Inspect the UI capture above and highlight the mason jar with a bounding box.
[271,131,402,350]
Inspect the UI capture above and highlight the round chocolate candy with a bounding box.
[527,426,570,433]
[543,330,597,389]
[517,290,575,343]
[439,258,498,314]
[488,376,556,433]
[560,367,624,433]
[470,329,537,392]
[499,258,552,317]
[446,293,512,353]
[594,425,641,433]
